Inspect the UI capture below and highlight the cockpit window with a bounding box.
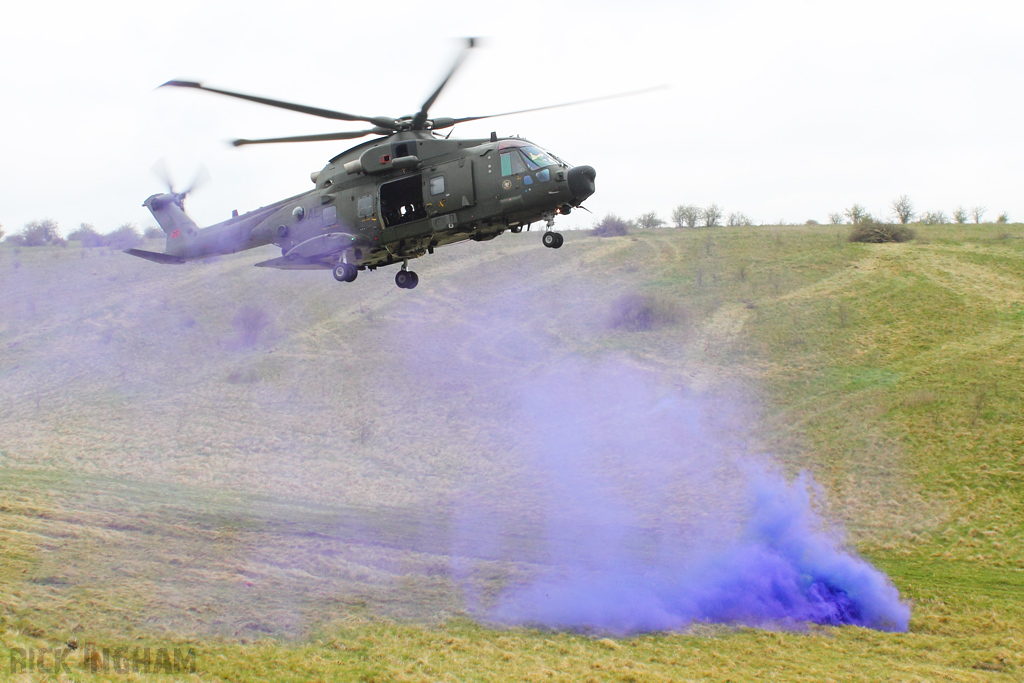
[519,145,558,170]
[500,151,528,176]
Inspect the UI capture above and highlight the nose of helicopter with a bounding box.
[567,165,597,205]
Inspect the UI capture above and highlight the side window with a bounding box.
[500,151,527,177]
[357,195,374,217]
[323,205,338,226]
[429,175,445,195]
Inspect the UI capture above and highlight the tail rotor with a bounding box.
[150,159,209,211]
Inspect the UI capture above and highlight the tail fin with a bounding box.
[142,193,199,256]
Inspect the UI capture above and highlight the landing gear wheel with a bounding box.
[395,270,418,289]
[543,231,563,249]
[333,264,357,282]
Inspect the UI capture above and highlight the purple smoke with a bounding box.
[485,466,908,633]
[1,242,911,637]
[445,358,910,634]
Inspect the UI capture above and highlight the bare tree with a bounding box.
[635,211,662,229]
[843,204,869,225]
[670,206,685,228]
[727,212,753,227]
[891,195,914,224]
[17,219,61,247]
[671,204,701,228]
[921,210,948,225]
[970,206,986,224]
[828,212,843,225]
[952,207,968,224]
[702,203,722,227]
[0,222,4,241]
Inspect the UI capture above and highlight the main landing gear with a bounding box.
[395,269,419,289]
[333,263,358,282]
[542,231,564,249]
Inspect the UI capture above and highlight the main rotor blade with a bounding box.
[231,129,385,147]
[160,80,398,129]
[442,85,668,128]
[412,37,477,129]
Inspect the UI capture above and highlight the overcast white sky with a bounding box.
[1,0,1021,235]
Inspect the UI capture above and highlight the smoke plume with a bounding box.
[444,357,911,634]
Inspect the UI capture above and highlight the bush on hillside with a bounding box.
[920,211,947,225]
[728,212,753,227]
[672,204,701,228]
[68,223,106,248]
[10,219,63,247]
[848,219,915,243]
[608,293,683,331]
[591,214,631,237]
[702,204,723,227]
[144,226,164,239]
[104,223,144,250]
[634,211,663,229]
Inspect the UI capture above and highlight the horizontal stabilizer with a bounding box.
[254,255,332,270]
[124,248,186,264]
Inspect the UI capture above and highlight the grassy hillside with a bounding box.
[1,223,1022,681]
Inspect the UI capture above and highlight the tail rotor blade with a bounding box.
[185,165,211,195]
[151,158,175,193]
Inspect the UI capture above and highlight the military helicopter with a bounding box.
[129,38,639,289]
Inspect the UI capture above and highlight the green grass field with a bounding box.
[1,223,1022,681]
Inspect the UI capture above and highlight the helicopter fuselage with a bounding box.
[133,131,596,285]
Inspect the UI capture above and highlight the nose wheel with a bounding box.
[333,263,358,282]
[542,231,564,249]
[395,269,419,289]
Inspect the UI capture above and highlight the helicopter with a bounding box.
[128,38,637,289]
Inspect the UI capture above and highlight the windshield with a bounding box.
[518,145,559,170]
[498,139,564,167]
